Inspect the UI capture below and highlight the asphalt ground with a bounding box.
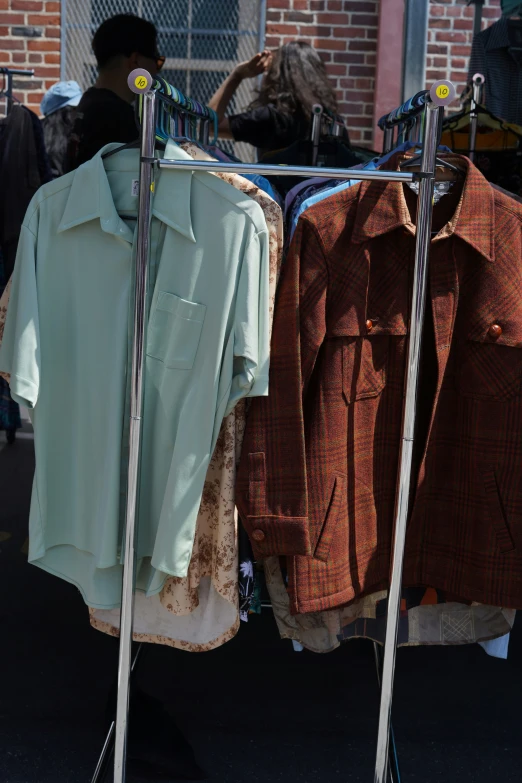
[1,417,521,783]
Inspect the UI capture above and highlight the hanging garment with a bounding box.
[89,142,283,651]
[0,105,45,280]
[0,141,270,610]
[0,257,20,436]
[237,155,522,614]
[468,16,522,125]
[264,558,515,654]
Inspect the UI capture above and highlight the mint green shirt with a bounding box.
[0,142,269,608]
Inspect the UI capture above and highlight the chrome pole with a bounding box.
[383,127,394,154]
[311,103,323,166]
[159,159,415,183]
[469,73,484,163]
[373,100,443,783]
[112,71,156,783]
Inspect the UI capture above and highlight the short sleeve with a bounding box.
[225,228,270,416]
[0,223,40,408]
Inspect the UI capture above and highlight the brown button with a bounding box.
[251,529,265,543]
[365,319,374,332]
[488,323,502,339]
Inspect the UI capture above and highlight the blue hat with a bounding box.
[41,81,83,116]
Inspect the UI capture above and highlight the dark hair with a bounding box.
[251,41,338,121]
[92,13,158,68]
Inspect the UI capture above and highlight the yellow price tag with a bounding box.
[134,75,148,90]
[435,84,450,99]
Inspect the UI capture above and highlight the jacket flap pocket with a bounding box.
[314,473,346,562]
[482,466,516,554]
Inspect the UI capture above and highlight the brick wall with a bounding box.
[265,0,378,146]
[426,0,501,98]
[0,0,61,115]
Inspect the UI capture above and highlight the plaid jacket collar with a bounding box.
[352,155,495,263]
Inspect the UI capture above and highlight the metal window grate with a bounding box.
[61,0,265,161]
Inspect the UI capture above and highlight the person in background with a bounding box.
[41,81,83,178]
[68,13,165,169]
[208,41,339,156]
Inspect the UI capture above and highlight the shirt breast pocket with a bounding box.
[459,330,522,402]
[147,291,206,370]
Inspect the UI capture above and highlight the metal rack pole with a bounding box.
[373,97,446,783]
[469,72,485,162]
[0,67,34,114]
[112,73,157,783]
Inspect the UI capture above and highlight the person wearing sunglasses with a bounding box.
[68,13,165,170]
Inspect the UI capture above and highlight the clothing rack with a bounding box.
[0,67,34,114]
[469,72,485,162]
[98,69,456,783]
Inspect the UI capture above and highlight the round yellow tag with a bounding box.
[134,75,148,89]
[435,84,449,99]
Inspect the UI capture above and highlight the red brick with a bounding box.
[0,0,8,8]
[339,77,356,88]
[287,10,312,22]
[0,25,7,35]
[430,18,451,28]
[345,89,374,102]
[29,52,42,62]
[349,129,363,141]
[28,38,59,50]
[451,45,471,56]
[26,91,45,102]
[0,12,24,23]
[34,64,59,77]
[46,0,60,9]
[12,51,26,63]
[351,13,378,26]
[46,25,60,37]
[339,26,366,37]
[266,10,281,21]
[427,69,444,81]
[1,39,24,49]
[428,44,448,54]
[328,0,343,9]
[265,36,280,47]
[11,0,43,9]
[346,115,373,127]
[355,77,372,89]
[450,71,467,81]
[432,56,447,67]
[266,23,298,35]
[365,53,376,65]
[365,26,377,38]
[348,65,374,76]
[349,39,375,51]
[435,31,466,43]
[315,37,347,50]
[267,0,290,7]
[338,102,362,114]
[325,63,348,75]
[317,12,349,23]
[430,5,445,16]
[446,6,464,17]
[310,0,326,9]
[293,0,309,8]
[28,14,60,25]
[333,52,364,63]
[343,1,376,10]
[483,6,501,17]
[43,51,59,63]
[451,58,466,69]
[454,18,473,30]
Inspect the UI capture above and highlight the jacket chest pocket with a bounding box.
[147,291,206,370]
[459,331,522,402]
[342,336,389,403]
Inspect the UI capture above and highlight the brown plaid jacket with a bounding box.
[236,157,522,614]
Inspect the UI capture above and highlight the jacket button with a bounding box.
[251,529,265,543]
[366,319,374,332]
[488,323,502,339]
